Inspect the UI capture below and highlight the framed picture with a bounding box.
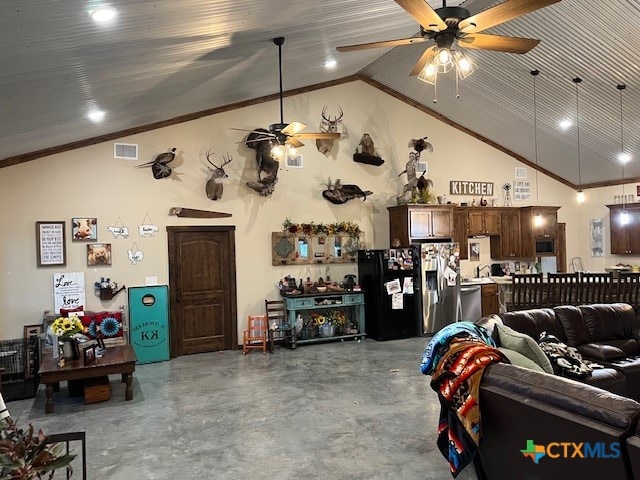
[83,344,96,365]
[36,221,66,267]
[23,324,43,379]
[96,337,106,349]
[87,243,112,266]
[72,218,97,241]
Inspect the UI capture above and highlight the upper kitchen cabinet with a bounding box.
[467,208,501,236]
[490,208,522,259]
[453,209,469,260]
[519,206,560,258]
[388,205,454,246]
[607,204,640,254]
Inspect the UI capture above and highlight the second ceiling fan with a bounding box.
[337,0,560,79]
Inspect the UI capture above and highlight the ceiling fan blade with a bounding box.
[459,33,540,53]
[230,127,275,136]
[293,132,341,140]
[409,45,437,76]
[286,137,305,148]
[394,0,447,32]
[281,122,307,135]
[240,136,274,144]
[458,0,560,34]
[337,36,428,52]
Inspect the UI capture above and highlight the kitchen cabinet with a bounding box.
[490,208,522,259]
[388,205,454,246]
[453,209,469,260]
[481,283,499,317]
[467,208,501,235]
[519,206,560,258]
[607,204,640,254]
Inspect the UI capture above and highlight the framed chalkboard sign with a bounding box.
[36,221,66,267]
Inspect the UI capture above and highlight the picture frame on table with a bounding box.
[23,324,43,379]
[96,337,105,350]
[83,344,96,365]
[36,221,66,267]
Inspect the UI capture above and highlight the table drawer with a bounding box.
[290,298,314,308]
[342,294,364,305]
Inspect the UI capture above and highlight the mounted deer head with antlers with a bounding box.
[204,149,232,200]
[316,105,344,155]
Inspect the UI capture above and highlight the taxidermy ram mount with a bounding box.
[322,178,373,205]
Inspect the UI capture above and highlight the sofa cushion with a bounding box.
[499,308,561,342]
[578,342,626,360]
[554,305,591,346]
[580,304,627,341]
[538,332,593,379]
[496,324,553,374]
[497,347,545,373]
[475,314,502,344]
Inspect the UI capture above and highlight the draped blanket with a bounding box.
[421,323,506,477]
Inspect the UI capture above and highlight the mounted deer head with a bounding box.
[316,105,344,155]
[205,149,232,200]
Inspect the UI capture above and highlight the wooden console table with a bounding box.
[38,345,137,413]
[281,291,366,348]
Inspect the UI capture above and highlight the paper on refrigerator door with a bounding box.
[392,292,404,310]
[403,277,414,294]
[385,278,402,295]
[444,266,458,286]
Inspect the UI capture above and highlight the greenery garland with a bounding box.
[282,218,362,237]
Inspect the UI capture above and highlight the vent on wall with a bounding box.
[515,167,527,179]
[417,162,428,174]
[286,154,303,168]
[114,143,138,160]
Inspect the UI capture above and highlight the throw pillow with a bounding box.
[94,311,124,338]
[496,323,554,374]
[538,331,593,379]
[60,306,84,317]
[497,347,545,373]
[79,312,99,339]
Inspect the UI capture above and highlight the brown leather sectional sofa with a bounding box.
[473,303,640,479]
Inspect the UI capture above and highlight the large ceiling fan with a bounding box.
[337,0,560,80]
[234,37,340,153]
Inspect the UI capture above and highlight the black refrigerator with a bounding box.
[357,248,420,341]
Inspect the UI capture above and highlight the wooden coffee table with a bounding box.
[39,345,137,413]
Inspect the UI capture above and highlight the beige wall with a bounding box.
[0,80,578,339]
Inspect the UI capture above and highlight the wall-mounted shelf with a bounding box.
[271,232,361,265]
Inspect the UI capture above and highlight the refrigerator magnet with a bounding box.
[392,292,404,310]
[403,277,414,294]
[444,266,458,286]
[385,278,402,295]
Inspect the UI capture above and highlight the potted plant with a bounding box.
[0,420,76,479]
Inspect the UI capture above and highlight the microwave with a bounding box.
[535,238,555,255]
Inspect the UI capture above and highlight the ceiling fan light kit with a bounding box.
[337,0,560,98]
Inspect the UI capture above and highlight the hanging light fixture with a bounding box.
[573,77,585,203]
[617,84,630,225]
[531,70,544,226]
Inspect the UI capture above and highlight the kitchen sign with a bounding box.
[449,181,494,196]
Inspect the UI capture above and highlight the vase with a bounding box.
[59,337,76,360]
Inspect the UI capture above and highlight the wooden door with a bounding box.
[168,226,237,357]
[557,223,566,272]
[453,209,469,260]
[498,209,521,258]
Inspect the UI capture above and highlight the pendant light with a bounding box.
[573,77,585,203]
[617,84,630,225]
[531,70,543,226]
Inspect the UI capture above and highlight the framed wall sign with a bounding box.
[36,221,66,267]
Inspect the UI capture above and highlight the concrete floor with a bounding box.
[7,337,477,480]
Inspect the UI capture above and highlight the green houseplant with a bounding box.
[0,420,76,479]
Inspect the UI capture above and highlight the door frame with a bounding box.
[167,225,238,358]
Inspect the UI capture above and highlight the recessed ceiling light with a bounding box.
[90,6,117,23]
[324,59,337,70]
[87,109,106,123]
[559,119,572,130]
[619,152,632,164]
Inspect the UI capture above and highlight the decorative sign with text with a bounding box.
[449,181,494,196]
[36,221,66,266]
[513,180,531,201]
[53,272,86,314]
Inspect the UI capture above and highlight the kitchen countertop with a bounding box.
[460,276,512,286]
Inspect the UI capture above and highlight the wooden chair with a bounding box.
[578,272,613,304]
[243,315,268,354]
[618,272,640,309]
[509,273,543,311]
[546,272,579,307]
[265,299,292,351]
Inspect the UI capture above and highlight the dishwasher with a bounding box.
[460,284,483,322]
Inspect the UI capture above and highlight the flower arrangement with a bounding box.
[50,317,84,338]
[282,219,362,238]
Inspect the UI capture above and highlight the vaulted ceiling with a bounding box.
[2,0,639,189]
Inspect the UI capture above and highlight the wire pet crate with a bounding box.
[0,337,39,402]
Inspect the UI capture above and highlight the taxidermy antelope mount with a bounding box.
[205,149,232,200]
[316,105,344,155]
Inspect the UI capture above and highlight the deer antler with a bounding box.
[221,153,233,166]
[205,149,219,169]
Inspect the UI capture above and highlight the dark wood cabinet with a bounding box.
[468,208,501,235]
[519,206,560,258]
[481,283,499,316]
[490,208,521,259]
[388,205,454,246]
[453,209,469,260]
[607,204,640,254]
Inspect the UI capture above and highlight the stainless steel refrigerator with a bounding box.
[357,248,419,340]
[419,242,461,335]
